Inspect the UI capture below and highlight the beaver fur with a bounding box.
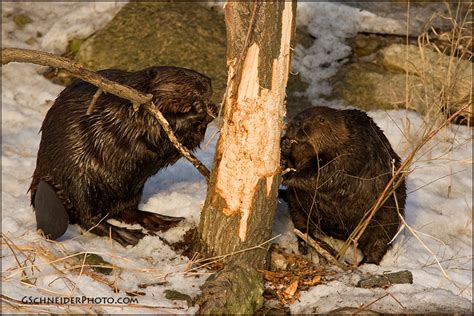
[30,66,216,246]
[280,106,406,264]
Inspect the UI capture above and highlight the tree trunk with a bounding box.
[196,1,296,314]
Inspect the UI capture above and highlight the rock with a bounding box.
[270,248,288,271]
[340,1,457,37]
[378,44,471,100]
[76,2,226,104]
[76,253,113,275]
[13,13,33,27]
[357,270,413,288]
[349,33,410,58]
[74,1,313,108]
[164,289,193,307]
[330,62,409,111]
[378,44,472,122]
[330,44,472,123]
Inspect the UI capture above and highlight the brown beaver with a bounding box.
[280,106,406,264]
[30,66,217,246]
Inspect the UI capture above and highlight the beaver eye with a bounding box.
[319,118,325,123]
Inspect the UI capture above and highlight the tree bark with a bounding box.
[196,1,296,314]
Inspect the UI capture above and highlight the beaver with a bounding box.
[30,66,217,246]
[280,106,406,264]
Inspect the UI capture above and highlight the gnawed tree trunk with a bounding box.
[196,1,296,314]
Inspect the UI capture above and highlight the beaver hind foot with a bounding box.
[90,210,184,247]
[89,222,147,247]
[114,209,184,234]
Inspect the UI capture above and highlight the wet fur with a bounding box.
[30,66,216,244]
[281,106,406,264]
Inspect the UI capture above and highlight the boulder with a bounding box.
[340,1,458,37]
[330,44,472,123]
[74,1,313,109]
[378,44,471,104]
[330,62,411,111]
[76,2,226,104]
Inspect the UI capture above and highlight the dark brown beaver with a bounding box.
[280,106,406,264]
[30,66,217,247]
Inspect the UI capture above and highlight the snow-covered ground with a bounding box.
[2,2,472,314]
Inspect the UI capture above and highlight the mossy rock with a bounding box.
[75,2,312,108]
[13,14,33,27]
[330,43,472,124]
[76,2,226,104]
[329,62,408,111]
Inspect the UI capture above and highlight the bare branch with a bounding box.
[87,88,103,115]
[2,47,210,180]
[293,229,347,271]
[2,47,151,108]
[144,103,210,179]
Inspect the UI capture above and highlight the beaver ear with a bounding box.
[145,67,158,80]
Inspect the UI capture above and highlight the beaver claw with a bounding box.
[88,222,146,247]
[114,210,184,233]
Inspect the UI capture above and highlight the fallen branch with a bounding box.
[2,47,210,180]
[293,229,347,270]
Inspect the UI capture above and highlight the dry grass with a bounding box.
[415,1,472,125]
[0,231,198,313]
[1,230,281,313]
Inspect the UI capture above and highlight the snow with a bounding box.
[2,1,472,314]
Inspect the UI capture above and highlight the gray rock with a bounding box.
[330,44,472,123]
[357,270,413,289]
[339,1,457,37]
[378,44,471,100]
[75,1,312,108]
[330,62,410,111]
[76,2,226,104]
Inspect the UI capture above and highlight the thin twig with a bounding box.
[293,229,347,270]
[388,292,406,310]
[2,48,151,107]
[355,293,389,314]
[187,234,282,272]
[144,103,210,179]
[398,212,450,279]
[86,88,103,115]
